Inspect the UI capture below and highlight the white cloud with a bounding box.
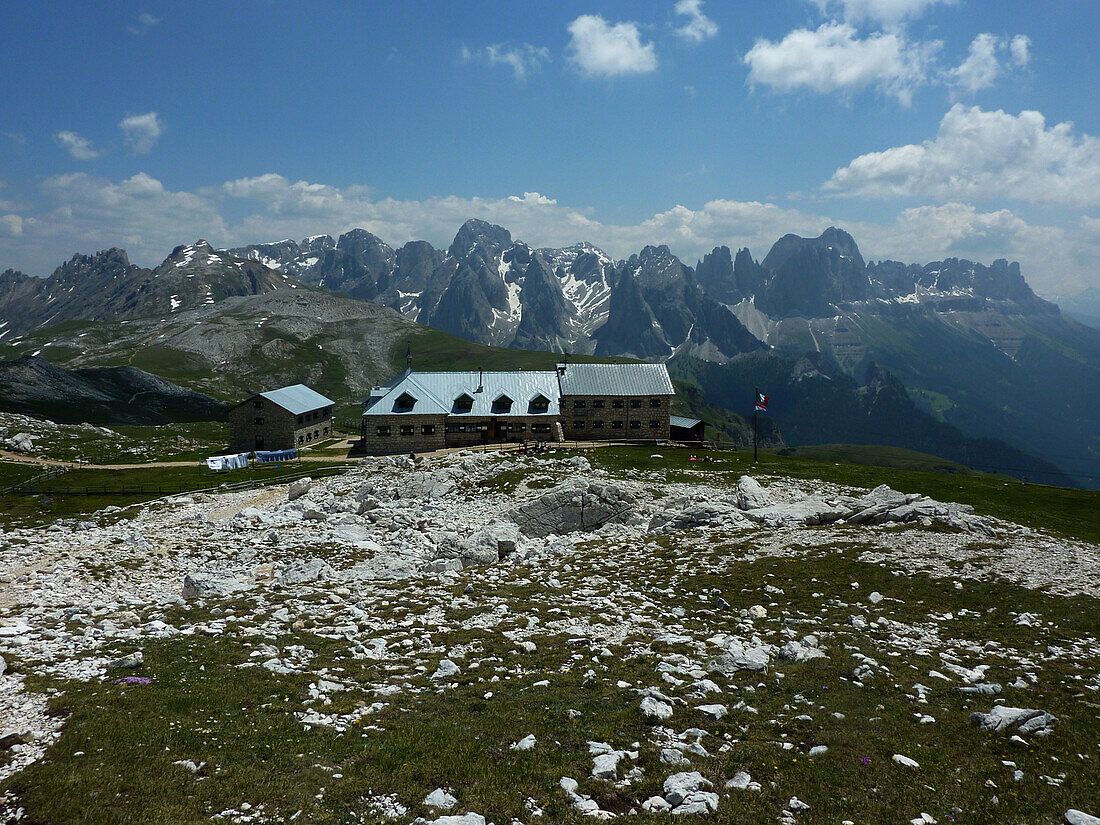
[119,112,164,154]
[567,15,658,79]
[825,104,1100,206]
[3,171,1098,294]
[1010,34,1031,67]
[744,22,939,105]
[460,43,550,81]
[1,215,23,237]
[127,10,160,36]
[808,0,955,26]
[674,0,718,43]
[54,131,100,160]
[949,33,1002,93]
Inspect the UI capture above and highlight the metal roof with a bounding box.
[557,362,674,397]
[363,371,560,418]
[258,384,334,415]
[670,415,703,429]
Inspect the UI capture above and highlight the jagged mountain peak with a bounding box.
[449,219,512,259]
[762,226,865,272]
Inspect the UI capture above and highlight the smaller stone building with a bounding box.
[670,415,706,441]
[228,384,335,452]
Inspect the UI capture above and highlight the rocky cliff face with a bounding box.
[0,242,298,336]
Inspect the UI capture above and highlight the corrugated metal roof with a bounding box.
[557,363,674,397]
[258,384,334,415]
[670,415,703,429]
[363,371,560,418]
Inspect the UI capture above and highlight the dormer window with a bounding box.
[529,393,550,413]
[453,393,474,413]
[492,394,513,414]
[395,392,417,412]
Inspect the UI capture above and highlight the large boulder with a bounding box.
[736,476,771,510]
[182,572,252,600]
[277,558,336,586]
[287,477,312,501]
[461,521,520,564]
[507,479,636,537]
[970,706,1056,736]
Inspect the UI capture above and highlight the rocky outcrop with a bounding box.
[507,478,637,538]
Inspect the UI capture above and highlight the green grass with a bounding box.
[6,538,1098,824]
[0,461,42,488]
[0,461,354,528]
[776,443,982,475]
[401,328,636,373]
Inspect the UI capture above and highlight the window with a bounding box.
[573,420,585,429]
[593,399,605,408]
[649,398,661,408]
[453,393,474,413]
[395,392,417,411]
[650,420,661,429]
[298,415,304,424]
[630,399,641,408]
[323,427,329,436]
[532,424,551,434]
[400,425,414,436]
[298,435,304,445]
[255,435,264,449]
[253,399,263,408]
[592,420,604,429]
[376,425,391,436]
[514,423,526,432]
[530,394,550,412]
[253,417,264,425]
[492,394,513,414]
[612,400,624,409]
[421,424,436,435]
[314,430,319,439]
[305,432,313,442]
[630,420,641,429]
[573,399,586,408]
[612,420,624,429]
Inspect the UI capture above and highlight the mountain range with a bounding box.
[2,220,1098,487]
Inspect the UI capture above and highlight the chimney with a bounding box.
[478,368,483,392]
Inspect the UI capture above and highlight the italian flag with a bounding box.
[754,390,769,412]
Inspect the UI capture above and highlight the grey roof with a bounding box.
[364,371,560,418]
[670,415,703,429]
[257,384,334,415]
[557,362,674,397]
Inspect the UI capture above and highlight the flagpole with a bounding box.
[753,386,758,463]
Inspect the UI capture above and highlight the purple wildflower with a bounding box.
[113,676,152,685]
[860,756,871,766]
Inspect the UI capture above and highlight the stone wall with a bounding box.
[560,394,671,441]
[362,414,446,454]
[229,397,334,452]
[229,402,297,452]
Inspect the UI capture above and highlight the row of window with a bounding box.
[573,399,661,409]
[374,422,556,437]
[297,408,332,425]
[572,420,661,429]
[296,427,329,444]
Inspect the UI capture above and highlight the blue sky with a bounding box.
[2,0,1099,296]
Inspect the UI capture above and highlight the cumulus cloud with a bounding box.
[1,215,23,237]
[1010,34,1031,67]
[808,0,955,26]
[4,170,1098,294]
[127,10,160,36]
[949,33,1003,93]
[119,112,165,154]
[825,104,1100,206]
[567,15,658,79]
[54,131,100,160]
[744,22,939,105]
[460,42,550,81]
[674,0,718,43]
